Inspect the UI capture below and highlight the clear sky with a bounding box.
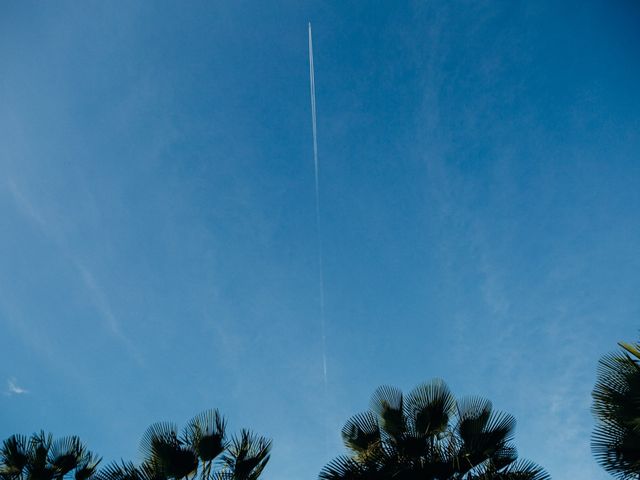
[1,1,639,479]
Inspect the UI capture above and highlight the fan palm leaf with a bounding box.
[475,459,551,480]
[95,461,167,480]
[1,433,98,480]
[103,410,269,480]
[74,453,101,480]
[341,412,381,456]
[220,430,270,480]
[321,380,547,480]
[1,435,29,476]
[319,456,378,480]
[184,410,227,464]
[405,379,456,438]
[592,340,640,478]
[95,462,144,480]
[49,436,84,478]
[370,386,406,441]
[139,423,197,480]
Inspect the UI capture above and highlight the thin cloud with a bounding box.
[75,260,144,366]
[6,378,28,395]
[6,179,49,232]
[4,178,143,365]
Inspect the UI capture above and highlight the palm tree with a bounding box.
[592,340,640,479]
[0,431,100,480]
[320,379,548,480]
[98,409,270,480]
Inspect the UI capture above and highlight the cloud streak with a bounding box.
[6,377,28,395]
[4,178,143,365]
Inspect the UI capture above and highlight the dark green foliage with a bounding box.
[219,430,271,480]
[139,422,198,480]
[406,381,455,438]
[341,412,380,456]
[0,433,100,480]
[592,341,640,479]
[185,410,226,464]
[320,379,549,480]
[97,409,270,480]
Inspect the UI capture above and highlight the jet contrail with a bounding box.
[308,23,328,391]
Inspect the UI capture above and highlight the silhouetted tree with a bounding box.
[0,432,100,480]
[97,409,270,480]
[320,379,548,480]
[592,340,640,479]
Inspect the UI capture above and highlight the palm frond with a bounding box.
[483,412,516,448]
[341,412,381,455]
[593,353,640,426]
[619,342,640,362]
[139,423,197,480]
[209,473,232,480]
[457,397,492,429]
[49,436,84,477]
[139,423,180,463]
[222,430,271,480]
[369,386,405,439]
[319,456,371,480]
[184,410,227,463]
[27,432,55,480]
[592,419,640,478]
[489,445,518,471]
[319,381,547,480]
[494,458,550,480]
[457,397,494,448]
[74,455,101,480]
[593,340,640,478]
[405,379,456,438]
[1,435,29,475]
[97,461,171,480]
[95,462,142,480]
[455,410,515,476]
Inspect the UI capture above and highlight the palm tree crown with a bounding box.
[320,379,548,480]
[97,409,270,480]
[0,432,100,480]
[592,340,640,479]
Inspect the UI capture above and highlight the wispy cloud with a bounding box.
[6,179,50,233]
[6,377,28,395]
[4,178,143,365]
[75,261,144,366]
[405,3,610,477]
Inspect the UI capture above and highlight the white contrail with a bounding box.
[308,23,328,391]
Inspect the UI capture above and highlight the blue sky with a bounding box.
[1,1,640,479]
